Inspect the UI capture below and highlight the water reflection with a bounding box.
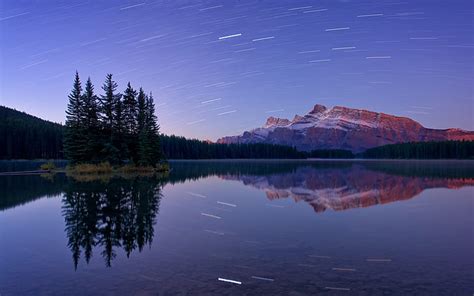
[1,160,473,270]
[62,177,164,268]
[219,164,474,212]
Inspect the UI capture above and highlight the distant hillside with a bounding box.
[361,140,474,159]
[0,106,64,159]
[160,134,304,159]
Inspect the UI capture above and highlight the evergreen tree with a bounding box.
[122,82,138,162]
[64,71,86,164]
[99,74,121,164]
[99,74,118,132]
[136,88,147,133]
[145,92,161,165]
[122,82,138,134]
[135,88,148,165]
[136,92,161,166]
[113,96,128,163]
[82,77,101,162]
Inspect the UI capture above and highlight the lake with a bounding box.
[0,160,473,295]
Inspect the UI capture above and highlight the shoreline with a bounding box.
[167,158,474,162]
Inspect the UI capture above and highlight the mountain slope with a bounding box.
[217,104,474,152]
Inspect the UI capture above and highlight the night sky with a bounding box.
[1,0,472,140]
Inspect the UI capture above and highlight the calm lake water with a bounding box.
[0,160,473,295]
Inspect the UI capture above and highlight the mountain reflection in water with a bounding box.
[219,164,474,213]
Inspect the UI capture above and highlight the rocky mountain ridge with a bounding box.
[217,104,474,152]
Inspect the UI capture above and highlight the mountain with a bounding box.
[217,104,474,152]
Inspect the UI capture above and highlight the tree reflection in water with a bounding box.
[61,176,164,269]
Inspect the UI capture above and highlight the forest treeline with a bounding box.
[0,105,63,159]
[160,134,304,159]
[1,104,473,160]
[361,140,474,159]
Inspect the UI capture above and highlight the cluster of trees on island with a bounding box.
[64,72,160,167]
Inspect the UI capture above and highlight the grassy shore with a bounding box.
[64,162,169,182]
[39,161,169,177]
[67,162,168,173]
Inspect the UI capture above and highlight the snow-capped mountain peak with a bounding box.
[217,103,474,152]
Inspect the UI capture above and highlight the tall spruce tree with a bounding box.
[136,88,148,165]
[145,92,161,165]
[99,74,121,164]
[137,92,161,166]
[122,82,138,133]
[113,96,128,163]
[136,88,147,133]
[64,72,87,164]
[82,77,100,162]
[122,82,138,162]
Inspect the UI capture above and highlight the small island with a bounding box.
[63,72,167,176]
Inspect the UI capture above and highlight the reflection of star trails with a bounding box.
[325,287,350,291]
[308,255,331,259]
[217,201,237,207]
[366,258,392,262]
[332,267,356,272]
[251,276,274,282]
[357,13,384,18]
[204,229,224,235]
[366,56,392,59]
[252,36,275,42]
[267,204,285,208]
[325,27,350,32]
[218,278,241,284]
[201,213,222,219]
[186,191,207,198]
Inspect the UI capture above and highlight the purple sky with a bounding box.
[1,0,473,140]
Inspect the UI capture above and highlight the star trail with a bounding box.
[0,0,472,140]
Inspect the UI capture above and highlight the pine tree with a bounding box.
[113,96,128,163]
[99,74,121,164]
[122,82,138,162]
[136,89,147,165]
[64,71,86,164]
[135,88,148,165]
[122,82,138,134]
[136,88,147,133]
[145,92,161,166]
[82,77,100,162]
[137,92,161,166]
